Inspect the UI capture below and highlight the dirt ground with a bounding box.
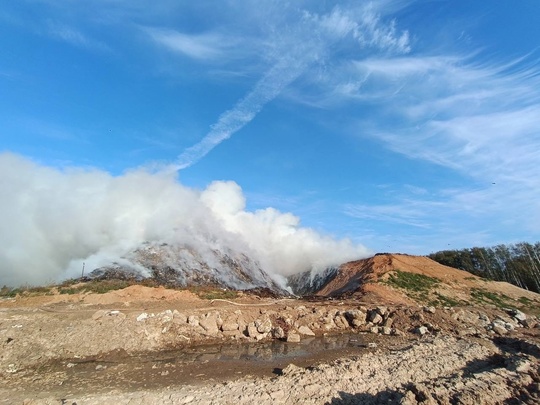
[1,281,540,405]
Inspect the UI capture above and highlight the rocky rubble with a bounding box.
[89,242,288,294]
[29,334,540,404]
[3,299,540,377]
[2,287,540,405]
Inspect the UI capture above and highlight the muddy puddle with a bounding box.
[14,333,384,400]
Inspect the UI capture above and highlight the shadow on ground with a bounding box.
[326,389,404,405]
[493,336,540,358]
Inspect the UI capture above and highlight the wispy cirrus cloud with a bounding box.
[355,55,540,181]
[345,201,434,229]
[338,52,540,248]
[345,178,540,253]
[172,4,411,169]
[145,28,232,61]
[46,21,110,52]
[298,41,537,251]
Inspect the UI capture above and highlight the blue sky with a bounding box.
[2,0,540,257]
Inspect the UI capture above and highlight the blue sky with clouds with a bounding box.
[2,0,540,255]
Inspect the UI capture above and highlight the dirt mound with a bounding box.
[82,285,202,305]
[315,254,540,308]
[0,284,205,311]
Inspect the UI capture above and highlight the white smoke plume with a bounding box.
[0,153,370,287]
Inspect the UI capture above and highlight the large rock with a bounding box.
[507,309,527,324]
[136,313,150,322]
[478,313,491,327]
[272,326,286,339]
[221,321,239,332]
[369,312,383,325]
[172,310,188,324]
[453,309,494,328]
[298,326,315,336]
[521,318,537,329]
[199,313,220,335]
[423,306,436,314]
[247,322,260,338]
[376,306,388,316]
[492,323,508,336]
[188,315,200,327]
[382,317,394,328]
[321,316,336,330]
[492,318,513,334]
[159,310,173,323]
[334,314,350,329]
[281,363,302,376]
[255,318,272,334]
[286,333,301,343]
[344,309,366,328]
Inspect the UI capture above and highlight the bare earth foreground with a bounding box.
[2,254,540,404]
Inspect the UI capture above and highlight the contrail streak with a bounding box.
[173,57,310,170]
[172,5,410,171]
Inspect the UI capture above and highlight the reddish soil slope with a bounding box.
[316,254,540,307]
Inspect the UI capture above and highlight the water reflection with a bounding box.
[151,333,365,364]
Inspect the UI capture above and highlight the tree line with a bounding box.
[428,242,540,293]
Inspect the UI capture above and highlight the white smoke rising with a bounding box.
[0,153,370,287]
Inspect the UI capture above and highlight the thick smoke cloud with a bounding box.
[0,153,370,287]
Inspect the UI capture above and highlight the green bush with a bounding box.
[0,285,54,297]
[58,279,133,295]
[385,270,440,292]
[470,288,513,308]
[0,286,20,298]
[430,292,461,307]
[383,270,440,304]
